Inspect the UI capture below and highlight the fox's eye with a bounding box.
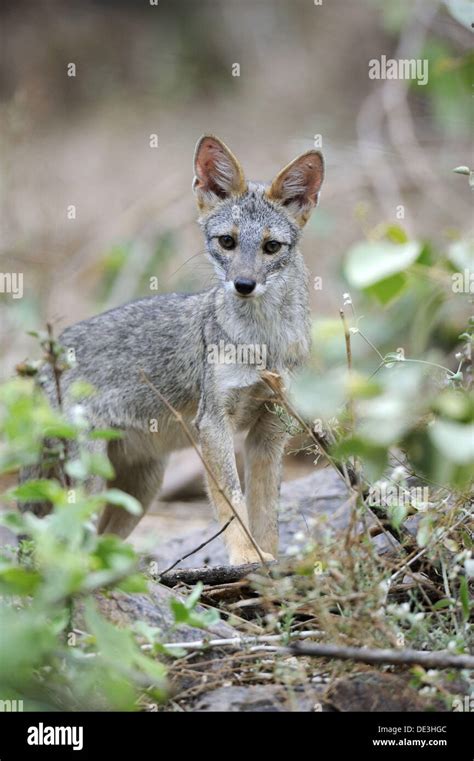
[263,240,281,254]
[218,235,236,250]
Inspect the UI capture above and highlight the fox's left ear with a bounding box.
[267,150,324,226]
[193,135,246,211]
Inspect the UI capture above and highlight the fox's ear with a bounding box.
[193,135,246,210]
[267,150,324,226]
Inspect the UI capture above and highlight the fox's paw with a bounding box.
[229,546,275,566]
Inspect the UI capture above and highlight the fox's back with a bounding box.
[39,291,209,428]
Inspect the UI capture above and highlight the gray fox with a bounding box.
[30,135,324,565]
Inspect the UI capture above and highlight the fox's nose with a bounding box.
[234,277,256,296]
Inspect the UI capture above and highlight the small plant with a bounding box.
[0,331,167,711]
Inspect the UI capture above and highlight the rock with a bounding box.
[192,684,330,712]
[324,672,446,712]
[0,525,18,550]
[74,581,238,642]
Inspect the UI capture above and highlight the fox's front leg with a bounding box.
[244,405,288,557]
[198,412,274,565]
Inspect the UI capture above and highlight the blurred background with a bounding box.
[0,0,472,552]
[0,0,472,381]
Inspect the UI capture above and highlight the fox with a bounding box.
[26,135,324,565]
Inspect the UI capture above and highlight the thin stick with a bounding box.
[157,517,235,577]
[146,632,474,670]
[46,323,64,411]
[145,629,323,652]
[139,370,269,569]
[339,307,355,435]
[339,308,352,371]
[46,322,71,489]
[286,642,474,671]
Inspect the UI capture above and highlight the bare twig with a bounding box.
[45,322,71,489]
[339,308,353,373]
[148,629,323,653]
[286,642,474,671]
[157,517,235,576]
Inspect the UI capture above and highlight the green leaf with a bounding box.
[416,516,434,548]
[170,588,220,630]
[448,240,473,271]
[88,428,123,441]
[387,502,408,530]
[459,575,470,621]
[92,535,138,575]
[117,574,148,594]
[429,420,474,465]
[9,479,64,504]
[64,459,88,480]
[85,453,115,479]
[102,489,142,516]
[433,389,474,423]
[432,598,453,610]
[345,241,422,290]
[185,581,204,610]
[364,272,407,305]
[43,421,78,439]
[66,452,115,481]
[0,511,27,533]
[332,436,388,481]
[188,609,220,629]
[153,643,188,658]
[84,598,166,686]
[0,566,42,595]
[346,373,382,400]
[170,598,191,624]
[385,225,409,244]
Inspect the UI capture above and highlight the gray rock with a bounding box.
[324,672,446,712]
[192,684,330,712]
[75,581,238,642]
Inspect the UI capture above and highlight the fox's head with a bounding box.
[193,135,324,299]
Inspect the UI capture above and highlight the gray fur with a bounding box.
[25,136,324,565]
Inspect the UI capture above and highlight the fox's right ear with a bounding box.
[267,150,324,226]
[193,135,246,211]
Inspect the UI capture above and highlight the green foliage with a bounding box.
[291,219,472,657]
[169,582,220,629]
[0,373,167,711]
[419,38,473,136]
[345,239,422,304]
